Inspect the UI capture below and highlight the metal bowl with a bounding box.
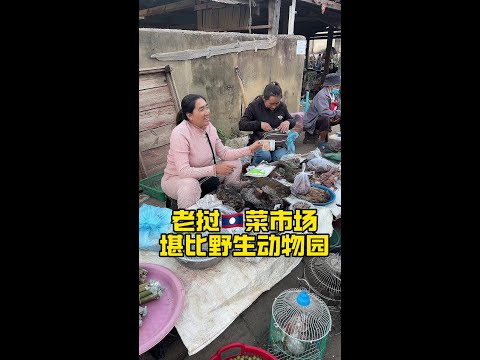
[175,256,223,270]
[174,230,224,270]
[174,204,239,270]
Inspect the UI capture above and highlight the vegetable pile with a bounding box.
[139,267,164,327]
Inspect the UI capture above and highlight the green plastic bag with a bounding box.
[323,152,341,163]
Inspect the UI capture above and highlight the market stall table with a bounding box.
[138,206,333,356]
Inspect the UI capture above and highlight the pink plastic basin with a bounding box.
[139,262,186,355]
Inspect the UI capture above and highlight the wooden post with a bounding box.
[196,0,203,30]
[139,152,148,180]
[165,66,181,113]
[305,37,311,70]
[320,26,334,85]
[288,0,297,35]
[268,0,281,35]
[235,67,247,110]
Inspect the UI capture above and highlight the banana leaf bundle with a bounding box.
[138,267,164,327]
[139,279,164,305]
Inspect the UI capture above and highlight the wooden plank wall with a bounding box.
[197,1,249,31]
[139,71,176,179]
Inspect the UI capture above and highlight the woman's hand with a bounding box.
[261,122,273,132]
[215,163,236,176]
[249,140,263,153]
[277,120,290,133]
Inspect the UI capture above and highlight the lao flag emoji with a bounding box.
[221,213,244,228]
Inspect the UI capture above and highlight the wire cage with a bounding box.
[267,289,332,359]
[303,254,341,307]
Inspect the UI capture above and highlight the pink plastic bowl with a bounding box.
[139,263,186,355]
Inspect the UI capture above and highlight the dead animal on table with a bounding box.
[317,167,341,189]
[270,160,301,183]
[216,183,246,212]
[290,200,315,210]
[240,185,286,210]
[309,167,341,190]
[251,177,292,198]
[295,186,331,204]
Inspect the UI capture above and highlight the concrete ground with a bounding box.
[139,130,341,360]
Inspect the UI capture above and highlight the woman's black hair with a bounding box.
[262,81,282,100]
[175,94,206,125]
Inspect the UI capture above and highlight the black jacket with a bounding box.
[239,97,295,145]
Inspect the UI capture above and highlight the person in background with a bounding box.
[161,94,262,209]
[302,72,341,152]
[239,81,296,164]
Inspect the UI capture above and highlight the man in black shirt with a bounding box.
[239,82,296,165]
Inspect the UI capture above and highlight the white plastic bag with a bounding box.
[291,164,311,195]
[306,157,338,172]
[196,194,223,208]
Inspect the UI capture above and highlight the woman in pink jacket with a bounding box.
[161,94,262,209]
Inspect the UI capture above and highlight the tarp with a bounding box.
[138,205,333,355]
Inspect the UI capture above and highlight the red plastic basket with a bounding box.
[210,342,278,360]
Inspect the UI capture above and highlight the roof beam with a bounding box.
[206,24,272,32]
[194,3,226,11]
[295,16,339,23]
[139,0,196,18]
[300,0,341,11]
[309,35,342,39]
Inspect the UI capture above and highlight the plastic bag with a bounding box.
[288,199,316,210]
[323,152,341,163]
[196,194,223,208]
[306,157,338,172]
[286,130,300,154]
[139,204,173,251]
[291,163,311,195]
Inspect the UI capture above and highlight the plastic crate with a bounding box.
[139,172,166,202]
[210,342,278,360]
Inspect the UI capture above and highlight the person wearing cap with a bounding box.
[302,72,341,152]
